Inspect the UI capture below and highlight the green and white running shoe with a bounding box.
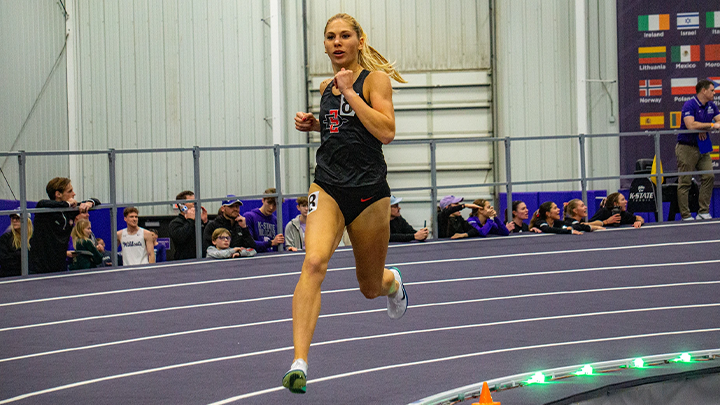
[282,359,308,394]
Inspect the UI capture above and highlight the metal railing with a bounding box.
[1,129,716,276]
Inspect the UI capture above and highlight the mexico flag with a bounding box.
[671,45,700,62]
[640,113,664,129]
[638,14,670,31]
[671,78,697,95]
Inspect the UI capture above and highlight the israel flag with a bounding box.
[677,12,699,30]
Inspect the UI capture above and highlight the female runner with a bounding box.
[282,13,408,394]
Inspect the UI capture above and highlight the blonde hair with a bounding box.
[10,218,32,250]
[71,219,91,249]
[563,199,583,220]
[325,13,407,83]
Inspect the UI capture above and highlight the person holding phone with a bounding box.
[589,192,644,228]
[169,190,209,260]
[389,195,428,242]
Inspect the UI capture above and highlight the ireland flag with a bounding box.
[638,14,669,31]
[707,11,720,28]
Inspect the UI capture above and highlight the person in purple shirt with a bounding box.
[244,188,285,252]
[676,79,720,220]
[467,198,510,237]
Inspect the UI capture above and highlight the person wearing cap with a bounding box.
[1,212,33,277]
[389,196,428,242]
[202,195,257,256]
[169,190,209,260]
[437,195,482,239]
[244,188,285,253]
[116,207,155,266]
[284,196,309,251]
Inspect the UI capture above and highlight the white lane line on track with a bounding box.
[2,220,717,285]
[2,279,719,333]
[2,239,719,307]
[209,327,720,404]
[3,321,720,405]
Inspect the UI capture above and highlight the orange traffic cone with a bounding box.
[471,381,500,405]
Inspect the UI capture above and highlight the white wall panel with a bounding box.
[0,0,69,202]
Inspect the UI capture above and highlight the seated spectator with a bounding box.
[207,228,257,259]
[95,238,113,267]
[30,177,100,273]
[203,196,257,254]
[116,207,155,266]
[589,192,644,228]
[467,199,510,237]
[563,199,605,232]
[245,188,285,252]
[150,230,167,262]
[389,195,428,243]
[0,213,33,277]
[437,195,482,239]
[505,201,540,234]
[285,196,310,251]
[529,202,582,235]
[69,219,103,270]
[169,190,209,260]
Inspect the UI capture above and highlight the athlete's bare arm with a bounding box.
[294,79,333,133]
[336,70,395,144]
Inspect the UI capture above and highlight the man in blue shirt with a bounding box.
[244,188,285,252]
[676,79,720,220]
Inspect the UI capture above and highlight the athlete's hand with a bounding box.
[333,67,354,93]
[295,112,319,132]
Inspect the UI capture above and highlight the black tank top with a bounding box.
[314,70,387,187]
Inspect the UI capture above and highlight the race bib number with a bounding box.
[339,94,356,117]
[308,191,320,214]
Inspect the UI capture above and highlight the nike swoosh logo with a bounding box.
[360,196,374,203]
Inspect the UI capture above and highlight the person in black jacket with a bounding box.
[529,201,581,235]
[202,197,257,255]
[437,195,482,239]
[169,190,208,260]
[389,196,428,242]
[505,201,541,234]
[0,213,33,277]
[563,199,605,232]
[589,192,644,228]
[29,177,100,273]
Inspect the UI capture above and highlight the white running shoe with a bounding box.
[681,216,695,221]
[387,267,408,320]
[282,359,308,394]
[697,213,712,220]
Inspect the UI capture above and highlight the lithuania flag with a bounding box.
[638,46,666,64]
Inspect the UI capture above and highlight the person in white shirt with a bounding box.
[116,207,155,265]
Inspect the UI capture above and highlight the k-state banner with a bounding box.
[617,0,720,186]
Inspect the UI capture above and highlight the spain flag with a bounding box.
[640,113,664,129]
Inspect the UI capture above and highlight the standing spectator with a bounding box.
[676,79,720,220]
[388,196,428,242]
[285,197,310,251]
[437,195,482,239]
[467,199,510,237]
[69,219,103,270]
[590,193,644,228]
[30,177,100,273]
[505,201,540,234]
[116,207,155,266]
[244,188,285,252]
[169,190,208,260]
[0,213,33,277]
[202,196,257,254]
[95,238,113,267]
[563,199,604,232]
[529,202,582,235]
[150,229,167,263]
[206,228,257,259]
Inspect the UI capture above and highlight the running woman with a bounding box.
[282,13,408,394]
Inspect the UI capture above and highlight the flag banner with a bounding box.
[639,79,662,96]
[707,11,720,28]
[671,78,698,95]
[639,112,664,129]
[706,44,720,61]
[712,145,720,162]
[671,45,700,62]
[670,111,682,128]
[638,14,670,31]
[638,46,666,63]
[676,12,700,30]
[709,77,720,93]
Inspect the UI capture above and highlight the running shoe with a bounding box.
[282,359,308,394]
[387,267,408,319]
[682,216,695,221]
[697,213,712,220]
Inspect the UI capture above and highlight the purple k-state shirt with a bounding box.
[678,96,719,146]
[244,208,278,252]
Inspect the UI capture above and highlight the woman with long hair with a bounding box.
[589,192,644,228]
[467,198,510,237]
[505,200,540,233]
[0,214,33,277]
[529,201,582,235]
[563,199,604,232]
[285,13,407,394]
[69,219,103,270]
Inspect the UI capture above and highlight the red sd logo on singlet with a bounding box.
[322,110,347,133]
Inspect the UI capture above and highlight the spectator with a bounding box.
[563,199,604,232]
[529,202,581,235]
[69,219,103,270]
[589,192,644,228]
[0,213,33,277]
[437,195,482,239]
[95,238,113,267]
[388,195,428,243]
[285,196,310,251]
[30,177,100,273]
[207,228,257,259]
[505,201,540,234]
[202,196,257,254]
[467,199,510,237]
[169,190,208,260]
[116,207,155,266]
[150,229,167,263]
[244,188,285,252]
